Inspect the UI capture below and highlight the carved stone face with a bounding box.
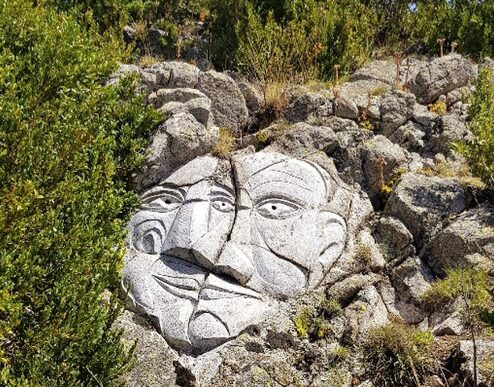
[122,152,347,353]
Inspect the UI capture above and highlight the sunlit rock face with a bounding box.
[122,152,349,353]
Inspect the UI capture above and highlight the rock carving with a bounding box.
[122,152,348,353]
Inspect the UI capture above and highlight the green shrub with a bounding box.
[362,323,435,387]
[294,296,341,340]
[420,268,494,327]
[454,67,494,189]
[0,1,162,384]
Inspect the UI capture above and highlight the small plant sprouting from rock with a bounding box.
[212,127,235,158]
[362,323,435,387]
[437,37,446,57]
[428,99,447,115]
[294,297,342,341]
[354,242,373,268]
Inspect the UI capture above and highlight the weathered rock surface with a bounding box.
[284,92,333,123]
[384,173,467,247]
[114,55,494,386]
[380,90,416,135]
[426,204,494,276]
[410,54,476,104]
[198,70,249,131]
[135,112,219,189]
[360,135,409,207]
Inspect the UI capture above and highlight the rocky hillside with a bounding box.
[113,53,494,387]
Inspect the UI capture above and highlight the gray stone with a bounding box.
[326,273,383,304]
[432,313,464,336]
[344,286,389,342]
[198,70,249,131]
[350,60,397,85]
[265,122,337,157]
[380,90,416,135]
[157,97,212,126]
[430,113,469,156]
[337,79,390,116]
[135,113,219,189]
[145,61,201,89]
[373,216,415,262]
[454,340,494,385]
[334,96,359,121]
[413,103,439,128]
[426,204,494,276]
[387,121,425,152]
[116,310,178,387]
[410,54,476,104]
[124,152,363,353]
[148,88,207,108]
[284,92,333,123]
[237,80,263,113]
[360,135,409,207]
[392,256,433,305]
[384,173,467,247]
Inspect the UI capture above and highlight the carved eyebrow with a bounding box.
[141,184,186,203]
[248,179,315,193]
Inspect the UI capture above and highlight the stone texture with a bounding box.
[410,54,476,104]
[426,204,494,276]
[380,90,416,135]
[125,152,360,353]
[453,340,494,385]
[344,286,389,342]
[198,70,249,131]
[429,113,469,155]
[284,92,333,123]
[360,135,409,207]
[373,216,415,262]
[334,95,359,121]
[350,60,397,85]
[135,113,219,189]
[384,173,467,247]
[387,121,425,152]
[265,122,337,157]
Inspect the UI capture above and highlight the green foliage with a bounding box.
[454,67,494,189]
[420,269,494,326]
[235,2,324,83]
[294,296,341,340]
[362,323,435,387]
[0,0,162,384]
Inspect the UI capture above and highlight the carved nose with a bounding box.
[215,242,254,285]
[161,201,217,269]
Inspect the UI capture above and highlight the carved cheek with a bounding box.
[253,210,321,268]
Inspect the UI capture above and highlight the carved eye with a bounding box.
[142,195,182,213]
[255,199,301,219]
[211,197,235,213]
[132,220,166,254]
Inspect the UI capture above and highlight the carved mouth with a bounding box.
[152,255,262,302]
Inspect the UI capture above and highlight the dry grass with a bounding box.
[212,127,235,158]
[428,100,447,115]
[263,81,289,117]
[419,162,485,189]
[354,243,373,267]
[138,55,161,68]
[133,20,148,41]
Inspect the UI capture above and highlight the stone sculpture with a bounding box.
[122,152,349,353]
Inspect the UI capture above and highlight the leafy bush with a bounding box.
[0,1,161,384]
[362,323,435,387]
[455,67,494,189]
